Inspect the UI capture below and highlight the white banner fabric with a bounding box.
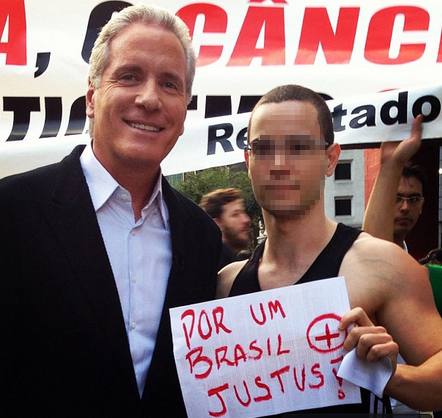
[1,84,441,178]
[1,1,442,178]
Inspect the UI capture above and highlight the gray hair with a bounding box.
[88,4,196,104]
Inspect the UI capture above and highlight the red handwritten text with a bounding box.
[207,362,327,417]
[181,306,232,350]
[185,334,290,380]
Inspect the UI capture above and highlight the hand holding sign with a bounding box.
[340,307,399,371]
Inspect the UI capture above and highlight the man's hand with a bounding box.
[380,114,423,167]
[339,307,399,373]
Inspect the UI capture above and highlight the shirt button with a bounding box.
[131,276,137,283]
[130,322,136,330]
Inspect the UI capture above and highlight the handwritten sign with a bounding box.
[170,276,361,417]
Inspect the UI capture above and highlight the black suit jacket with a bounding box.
[0,146,221,418]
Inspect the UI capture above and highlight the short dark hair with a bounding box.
[403,162,427,194]
[248,84,334,146]
[199,188,243,219]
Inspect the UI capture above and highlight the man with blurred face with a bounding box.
[246,102,328,219]
[0,5,221,417]
[200,188,251,268]
[217,84,442,415]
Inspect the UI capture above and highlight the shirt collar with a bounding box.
[80,142,168,227]
[143,170,169,228]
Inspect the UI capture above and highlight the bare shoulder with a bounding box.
[216,260,248,299]
[340,231,430,320]
[342,231,428,285]
[343,231,423,274]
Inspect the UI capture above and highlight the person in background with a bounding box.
[393,163,426,250]
[420,248,442,316]
[200,187,252,269]
[217,84,442,414]
[0,5,221,417]
[363,116,425,252]
[420,248,442,266]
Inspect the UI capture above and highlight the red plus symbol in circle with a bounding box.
[306,313,347,353]
[315,323,340,349]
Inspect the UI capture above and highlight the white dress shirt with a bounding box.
[80,142,171,396]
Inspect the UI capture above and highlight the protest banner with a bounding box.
[1,83,441,178]
[1,1,442,178]
[170,277,363,417]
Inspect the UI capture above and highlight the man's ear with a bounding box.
[86,79,96,119]
[213,217,223,231]
[326,143,341,177]
[244,149,251,179]
[179,110,186,137]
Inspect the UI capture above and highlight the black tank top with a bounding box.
[229,223,390,416]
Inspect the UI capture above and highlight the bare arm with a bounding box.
[382,256,442,410]
[387,352,442,410]
[362,115,422,241]
[340,235,442,410]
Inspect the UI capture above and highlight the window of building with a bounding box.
[335,197,352,216]
[335,161,351,181]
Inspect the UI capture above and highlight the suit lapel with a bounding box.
[160,178,189,307]
[38,147,139,396]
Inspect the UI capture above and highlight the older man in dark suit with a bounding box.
[0,5,220,418]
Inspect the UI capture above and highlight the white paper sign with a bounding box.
[170,276,361,418]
